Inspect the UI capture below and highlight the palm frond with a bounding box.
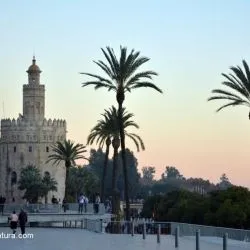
[47,140,88,167]
[80,46,162,97]
[243,60,250,84]
[208,60,250,114]
[221,79,249,99]
[87,105,144,151]
[94,60,113,79]
[125,132,145,152]
[105,47,120,79]
[208,89,246,100]
[215,100,249,112]
[129,81,163,93]
[80,73,113,85]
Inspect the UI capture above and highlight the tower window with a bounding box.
[14,146,16,153]
[29,146,32,152]
[46,146,49,152]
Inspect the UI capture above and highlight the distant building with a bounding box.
[0,57,66,203]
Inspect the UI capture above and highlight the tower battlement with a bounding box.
[0,118,67,143]
[1,118,66,129]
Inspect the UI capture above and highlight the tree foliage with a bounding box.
[42,172,57,204]
[68,166,100,202]
[162,166,183,179]
[18,165,58,203]
[141,186,250,229]
[141,166,155,186]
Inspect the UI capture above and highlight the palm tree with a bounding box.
[87,106,145,213]
[47,140,88,202]
[81,46,162,220]
[87,116,112,203]
[208,60,250,117]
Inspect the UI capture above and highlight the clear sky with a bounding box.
[1,0,250,187]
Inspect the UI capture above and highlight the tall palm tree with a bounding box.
[81,46,162,220]
[208,60,250,117]
[47,140,88,202]
[87,115,112,203]
[87,106,145,213]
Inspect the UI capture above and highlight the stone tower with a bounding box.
[0,57,66,203]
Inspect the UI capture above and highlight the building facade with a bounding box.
[0,57,66,203]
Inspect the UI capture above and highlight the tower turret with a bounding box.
[23,57,45,121]
[26,56,42,85]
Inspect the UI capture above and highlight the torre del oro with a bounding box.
[0,57,66,203]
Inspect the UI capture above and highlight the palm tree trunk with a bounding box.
[118,103,130,221]
[112,142,119,215]
[65,162,70,202]
[101,144,110,202]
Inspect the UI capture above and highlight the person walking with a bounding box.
[62,198,67,213]
[0,196,6,215]
[18,209,28,235]
[95,194,100,214]
[9,211,18,234]
[84,195,88,213]
[78,194,85,214]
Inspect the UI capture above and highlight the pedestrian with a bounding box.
[0,196,3,215]
[78,193,84,214]
[9,210,18,234]
[62,198,67,213]
[84,195,88,213]
[95,194,100,214]
[18,209,28,235]
[0,196,6,215]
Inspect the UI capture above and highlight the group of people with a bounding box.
[77,193,101,214]
[8,209,28,235]
[78,193,89,213]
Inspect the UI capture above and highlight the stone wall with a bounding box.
[0,117,67,203]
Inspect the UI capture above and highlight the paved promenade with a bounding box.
[0,227,249,250]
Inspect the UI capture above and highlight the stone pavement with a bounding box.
[0,227,249,250]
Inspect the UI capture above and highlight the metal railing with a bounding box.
[0,203,106,214]
[169,222,250,242]
[103,219,250,242]
[36,218,103,233]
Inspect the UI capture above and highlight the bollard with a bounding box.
[100,219,103,233]
[175,227,179,248]
[142,222,146,239]
[157,224,161,243]
[81,220,83,229]
[75,220,77,228]
[196,229,200,250]
[131,221,134,237]
[223,233,228,250]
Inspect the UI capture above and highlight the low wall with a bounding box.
[170,222,250,242]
